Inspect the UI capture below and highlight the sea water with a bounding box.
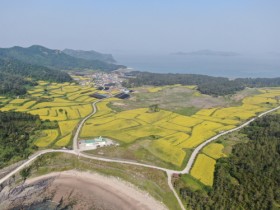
[115,53,280,78]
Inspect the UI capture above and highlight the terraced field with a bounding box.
[0,80,106,148]
[82,88,280,170]
[35,129,59,147]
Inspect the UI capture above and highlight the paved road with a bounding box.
[1,100,279,210]
[73,100,100,152]
[167,172,186,210]
[0,149,75,185]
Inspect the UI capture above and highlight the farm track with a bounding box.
[1,99,280,210]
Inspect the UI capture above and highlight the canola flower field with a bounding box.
[0,80,103,148]
[1,79,279,187]
[80,87,280,185]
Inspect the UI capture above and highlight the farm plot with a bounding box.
[180,121,224,148]
[58,120,80,136]
[202,143,227,159]
[93,100,117,117]
[55,134,72,147]
[195,108,217,116]
[0,79,100,148]
[82,88,279,169]
[147,139,186,167]
[190,154,216,186]
[35,129,59,147]
[9,98,30,104]
[20,100,37,109]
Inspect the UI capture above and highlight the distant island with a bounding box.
[172,50,240,56]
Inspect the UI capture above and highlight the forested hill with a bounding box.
[0,111,57,168]
[123,72,245,96]
[0,58,72,95]
[123,71,280,96]
[0,45,125,71]
[178,114,280,210]
[63,48,116,63]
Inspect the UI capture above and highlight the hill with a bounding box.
[0,111,57,168]
[0,45,125,71]
[63,48,116,63]
[0,58,72,95]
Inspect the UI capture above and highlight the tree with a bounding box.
[20,167,31,183]
[149,104,159,112]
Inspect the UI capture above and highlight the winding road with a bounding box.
[73,100,100,153]
[1,99,280,210]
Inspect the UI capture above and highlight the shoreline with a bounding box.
[3,170,168,210]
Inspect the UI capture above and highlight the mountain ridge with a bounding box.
[63,48,116,63]
[0,45,125,71]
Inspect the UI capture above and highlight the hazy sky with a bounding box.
[1,0,279,54]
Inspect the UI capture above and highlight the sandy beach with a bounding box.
[0,170,167,210]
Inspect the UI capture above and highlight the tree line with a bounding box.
[0,58,72,96]
[177,114,280,210]
[123,71,280,96]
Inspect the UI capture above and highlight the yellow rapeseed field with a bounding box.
[1,79,279,170]
[136,109,172,124]
[214,125,236,133]
[0,106,16,111]
[21,101,37,109]
[93,101,114,117]
[155,121,191,133]
[35,129,59,147]
[116,108,147,119]
[86,116,116,125]
[181,121,223,148]
[58,120,79,136]
[161,132,190,146]
[202,143,227,159]
[9,99,29,104]
[32,102,79,109]
[243,96,277,105]
[55,134,72,147]
[195,108,217,116]
[192,114,240,125]
[148,139,186,167]
[148,87,164,93]
[37,81,49,86]
[75,104,92,117]
[81,119,141,140]
[190,154,216,186]
[168,115,203,127]
[28,108,49,116]
[61,85,80,93]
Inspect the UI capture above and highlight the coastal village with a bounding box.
[72,70,132,150]
[72,70,132,99]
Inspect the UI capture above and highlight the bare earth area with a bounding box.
[0,170,167,210]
